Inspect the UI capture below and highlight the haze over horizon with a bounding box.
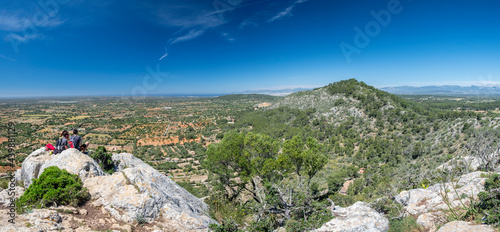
[1,0,500,97]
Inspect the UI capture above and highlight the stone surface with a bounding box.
[314,201,389,232]
[395,171,488,215]
[416,211,447,232]
[436,221,496,232]
[2,148,215,232]
[83,153,215,231]
[437,156,483,172]
[0,186,24,208]
[15,148,105,188]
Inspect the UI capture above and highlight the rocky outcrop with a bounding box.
[437,156,483,172]
[313,201,389,232]
[15,148,104,188]
[416,211,447,232]
[84,153,214,231]
[436,221,496,232]
[5,148,215,232]
[395,171,488,216]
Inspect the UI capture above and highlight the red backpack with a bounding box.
[69,135,76,148]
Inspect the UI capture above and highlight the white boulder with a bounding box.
[313,201,389,232]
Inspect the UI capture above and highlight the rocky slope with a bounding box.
[313,201,389,232]
[0,148,215,232]
[310,170,499,232]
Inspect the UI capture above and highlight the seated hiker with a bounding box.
[70,129,82,150]
[54,130,70,154]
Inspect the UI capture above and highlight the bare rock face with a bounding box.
[313,201,389,232]
[436,221,496,232]
[15,148,105,188]
[395,171,488,216]
[83,153,215,231]
[14,147,53,188]
[0,186,24,208]
[437,156,483,172]
[416,211,447,232]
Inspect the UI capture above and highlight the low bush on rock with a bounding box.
[209,218,241,232]
[477,173,500,226]
[388,216,420,232]
[16,166,90,213]
[91,146,114,173]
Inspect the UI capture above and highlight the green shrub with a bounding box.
[206,195,250,226]
[370,197,403,218]
[91,146,114,173]
[285,207,333,232]
[136,213,147,225]
[0,177,10,189]
[388,216,420,232]
[247,216,278,232]
[477,174,500,226]
[16,166,90,213]
[209,218,241,232]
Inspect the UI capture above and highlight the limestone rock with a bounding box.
[416,211,447,232]
[436,221,496,232]
[437,156,483,172]
[83,153,215,231]
[15,148,105,188]
[395,171,488,215]
[313,201,389,232]
[14,147,53,188]
[0,186,24,208]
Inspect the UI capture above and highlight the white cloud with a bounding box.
[268,0,309,22]
[0,54,16,62]
[0,12,29,31]
[169,28,207,45]
[221,32,235,41]
[268,5,295,22]
[0,10,65,32]
[159,49,168,61]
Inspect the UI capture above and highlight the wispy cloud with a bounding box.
[169,28,207,45]
[0,10,65,32]
[268,0,309,22]
[159,48,168,61]
[221,32,235,42]
[0,10,66,46]
[0,54,16,62]
[0,12,29,31]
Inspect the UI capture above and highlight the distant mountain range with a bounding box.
[380,85,500,95]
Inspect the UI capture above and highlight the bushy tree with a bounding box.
[477,174,500,226]
[205,131,330,231]
[16,166,90,212]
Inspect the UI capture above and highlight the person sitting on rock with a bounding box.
[70,129,82,150]
[54,130,70,154]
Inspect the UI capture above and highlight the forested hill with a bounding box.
[269,78,478,121]
[232,78,499,204]
[200,79,500,231]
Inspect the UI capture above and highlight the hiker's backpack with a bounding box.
[69,136,75,148]
[55,137,65,151]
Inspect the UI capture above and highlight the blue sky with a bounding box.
[1,0,500,97]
